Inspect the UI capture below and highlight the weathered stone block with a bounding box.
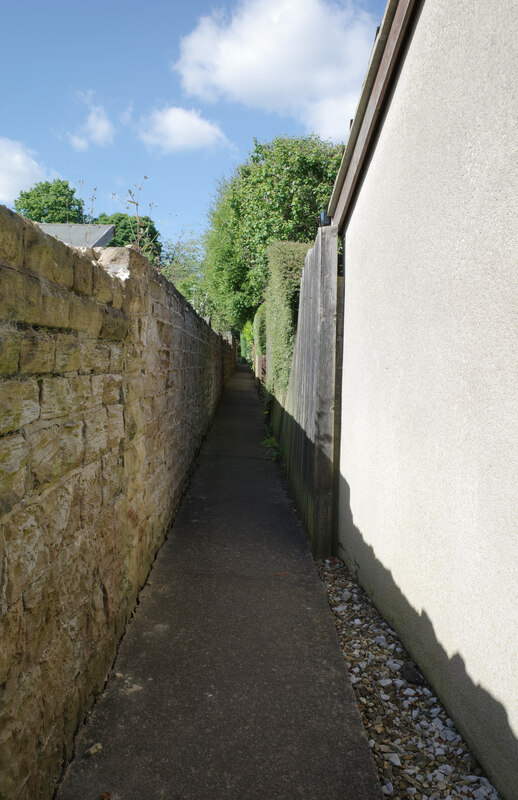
[123,279,147,314]
[122,379,147,435]
[0,206,24,267]
[111,279,123,311]
[42,478,81,556]
[40,375,91,420]
[148,277,168,303]
[19,330,55,374]
[123,435,145,480]
[0,327,21,375]
[0,434,29,515]
[59,535,97,618]
[68,375,91,414]
[92,264,114,304]
[28,423,61,486]
[80,338,111,374]
[102,450,123,506]
[0,598,25,687]
[40,377,70,420]
[0,379,39,435]
[125,318,139,349]
[60,419,85,472]
[0,264,42,325]
[84,408,108,462]
[125,342,141,374]
[37,716,66,800]
[102,374,122,405]
[72,252,93,296]
[61,683,84,765]
[100,307,127,340]
[158,322,174,349]
[90,374,104,407]
[0,666,44,800]
[106,404,124,447]
[144,415,159,440]
[23,561,61,664]
[22,219,74,288]
[109,342,124,372]
[95,246,130,278]
[2,504,49,604]
[67,294,103,335]
[39,631,76,712]
[54,333,81,372]
[39,283,70,329]
[79,460,102,528]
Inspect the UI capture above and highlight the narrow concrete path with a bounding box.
[56,365,381,800]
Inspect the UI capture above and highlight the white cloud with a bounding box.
[69,133,89,152]
[69,91,115,150]
[83,105,115,146]
[0,137,46,204]
[139,106,229,153]
[174,0,376,141]
[119,103,134,126]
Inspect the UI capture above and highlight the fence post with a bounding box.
[312,224,338,558]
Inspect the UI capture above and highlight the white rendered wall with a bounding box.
[338,2,518,797]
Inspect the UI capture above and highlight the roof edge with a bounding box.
[327,0,418,226]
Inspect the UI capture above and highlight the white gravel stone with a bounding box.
[318,558,503,800]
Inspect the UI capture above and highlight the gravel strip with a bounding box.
[317,557,502,800]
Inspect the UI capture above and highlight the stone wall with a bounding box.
[0,206,233,800]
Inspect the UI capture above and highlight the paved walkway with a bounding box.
[56,365,381,800]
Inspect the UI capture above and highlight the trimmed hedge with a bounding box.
[264,241,311,400]
[253,303,267,358]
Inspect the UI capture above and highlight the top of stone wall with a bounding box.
[0,205,227,342]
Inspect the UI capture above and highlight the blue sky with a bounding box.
[1,0,387,247]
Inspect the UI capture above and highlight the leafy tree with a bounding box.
[203,135,343,330]
[95,212,162,261]
[203,178,250,331]
[160,234,209,316]
[14,179,84,223]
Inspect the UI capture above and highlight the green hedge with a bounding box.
[264,241,311,400]
[253,303,267,358]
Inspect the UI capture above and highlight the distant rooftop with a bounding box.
[37,223,115,248]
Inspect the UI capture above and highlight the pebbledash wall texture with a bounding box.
[0,206,234,800]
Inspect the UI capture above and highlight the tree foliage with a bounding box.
[14,179,85,223]
[203,135,342,330]
[14,178,163,262]
[95,212,162,260]
[160,234,209,316]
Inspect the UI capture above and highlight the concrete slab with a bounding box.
[56,365,382,800]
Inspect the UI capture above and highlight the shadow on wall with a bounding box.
[273,397,517,800]
[339,474,518,800]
